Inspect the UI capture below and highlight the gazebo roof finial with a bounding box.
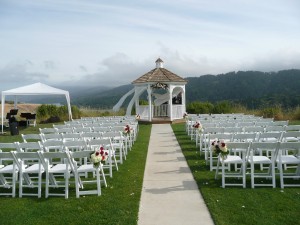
[132,58,187,84]
[155,58,164,68]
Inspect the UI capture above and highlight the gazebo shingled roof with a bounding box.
[132,67,187,84]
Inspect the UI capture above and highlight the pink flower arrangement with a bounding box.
[124,125,132,135]
[90,146,108,168]
[211,139,228,159]
[192,121,202,132]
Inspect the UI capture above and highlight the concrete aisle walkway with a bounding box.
[138,124,214,225]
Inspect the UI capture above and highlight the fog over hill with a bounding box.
[12,69,300,110]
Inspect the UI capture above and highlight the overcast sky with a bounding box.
[0,0,300,90]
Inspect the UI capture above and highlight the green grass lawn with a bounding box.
[172,123,300,225]
[0,124,151,225]
[2,122,300,225]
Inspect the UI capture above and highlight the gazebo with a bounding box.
[113,58,187,122]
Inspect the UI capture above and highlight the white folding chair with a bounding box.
[243,126,265,134]
[93,126,111,133]
[17,142,43,153]
[62,133,82,141]
[111,125,133,150]
[102,131,126,164]
[0,142,18,152]
[63,140,88,152]
[42,140,65,153]
[247,142,280,188]
[41,133,63,142]
[208,133,233,171]
[215,142,250,188]
[273,120,289,126]
[88,138,118,178]
[265,125,286,133]
[53,124,70,129]
[12,151,45,198]
[81,132,102,142]
[281,131,300,142]
[21,133,43,143]
[56,127,73,134]
[68,124,84,129]
[68,150,106,198]
[39,128,58,134]
[38,151,71,198]
[73,127,92,134]
[0,151,18,197]
[223,127,243,134]
[276,142,300,188]
[201,127,225,160]
[257,132,283,143]
[232,133,257,143]
[285,125,300,132]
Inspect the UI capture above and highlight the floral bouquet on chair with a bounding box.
[211,139,228,159]
[192,121,203,133]
[90,146,108,168]
[123,125,132,136]
[183,112,188,119]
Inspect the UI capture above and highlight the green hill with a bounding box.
[71,69,300,109]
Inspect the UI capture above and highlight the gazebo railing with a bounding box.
[172,105,184,119]
[137,104,184,120]
[153,105,168,117]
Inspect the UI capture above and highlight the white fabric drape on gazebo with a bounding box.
[1,82,72,133]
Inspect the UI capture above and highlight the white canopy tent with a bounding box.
[1,82,72,133]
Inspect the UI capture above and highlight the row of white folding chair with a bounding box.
[198,127,248,154]
[196,125,287,148]
[51,123,138,143]
[24,130,125,143]
[41,126,108,134]
[205,132,285,171]
[1,138,119,178]
[191,124,279,140]
[196,117,286,127]
[42,138,119,178]
[23,131,131,164]
[214,142,279,188]
[0,150,106,198]
[214,141,300,188]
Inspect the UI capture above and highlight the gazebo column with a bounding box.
[135,95,140,115]
[182,86,186,114]
[147,84,152,121]
[169,87,173,121]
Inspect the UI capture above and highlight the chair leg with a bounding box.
[12,172,16,198]
[222,163,225,188]
[100,166,107,187]
[65,172,69,199]
[279,163,284,189]
[75,174,80,198]
[215,156,220,180]
[96,169,101,196]
[46,172,49,198]
[19,172,23,198]
[272,163,276,188]
[251,162,255,189]
[38,172,42,198]
[242,162,246,188]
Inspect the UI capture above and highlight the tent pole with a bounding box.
[14,96,17,109]
[1,95,5,133]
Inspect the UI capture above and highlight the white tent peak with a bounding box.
[2,82,69,95]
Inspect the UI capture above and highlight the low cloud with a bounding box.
[0,61,49,90]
